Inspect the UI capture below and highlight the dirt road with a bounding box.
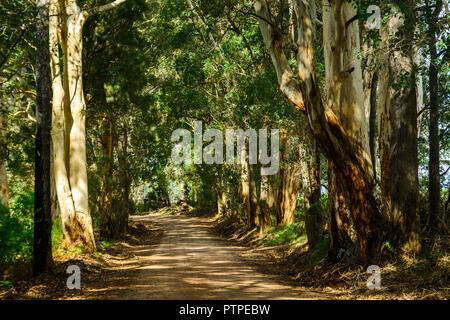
[104,214,329,299]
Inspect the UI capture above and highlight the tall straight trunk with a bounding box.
[65,3,96,251]
[249,163,261,228]
[259,174,274,233]
[427,1,442,232]
[34,0,53,275]
[378,2,420,252]
[217,167,227,216]
[117,129,129,235]
[240,143,252,228]
[362,30,378,177]
[99,116,116,238]
[299,116,323,249]
[414,49,424,138]
[217,185,227,216]
[50,143,60,221]
[50,0,94,250]
[0,111,8,207]
[259,175,268,232]
[49,0,127,250]
[369,72,378,177]
[275,128,301,225]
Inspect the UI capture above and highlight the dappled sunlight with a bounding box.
[81,215,331,300]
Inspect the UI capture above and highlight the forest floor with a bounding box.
[0,205,448,300]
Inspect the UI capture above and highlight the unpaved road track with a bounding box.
[103,214,329,300]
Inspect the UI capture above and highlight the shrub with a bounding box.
[0,191,34,265]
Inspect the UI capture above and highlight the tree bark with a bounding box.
[427,1,442,233]
[49,0,127,250]
[0,111,8,208]
[117,127,129,235]
[299,117,323,249]
[249,163,260,229]
[259,174,274,233]
[50,0,95,251]
[255,0,384,264]
[275,128,301,225]
[378,1,420,253]
[99,116,116,239]
[34,0,53,275]
[240,142,252,228]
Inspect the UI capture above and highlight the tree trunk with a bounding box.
[99,116,116,239]
[49,0,127,249]
[50,0,96,251]
[322,0,378,262]
[299,117,323,249]
[249,163,261,229]
[259,174,273,234]
[378,2,420,253]
[275,129,301,225]
[427,1,442,233]
[50,143,60,221]
[65,4,96,251]
[117,127,129,235]
[255,0,384,264]
[0,111,8,208]
[369,72,378,178]
[34,0,53,275]
[240,142,252,228]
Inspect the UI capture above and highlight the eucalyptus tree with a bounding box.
[49,0,129,251]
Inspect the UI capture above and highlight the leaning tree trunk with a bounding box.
[322,0,378,261]
[255,0,384,264]
[378,1,420,253]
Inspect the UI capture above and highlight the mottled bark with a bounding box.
[255,0,383,264]
[322,0,379,262]
[369,72,378,177]
[362,44,378,177]
[117,128,129,236]
[49,0,127,250]
[0,111,8,208]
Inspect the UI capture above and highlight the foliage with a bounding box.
[0,191,33,264]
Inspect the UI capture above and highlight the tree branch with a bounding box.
[86,0,128,16]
